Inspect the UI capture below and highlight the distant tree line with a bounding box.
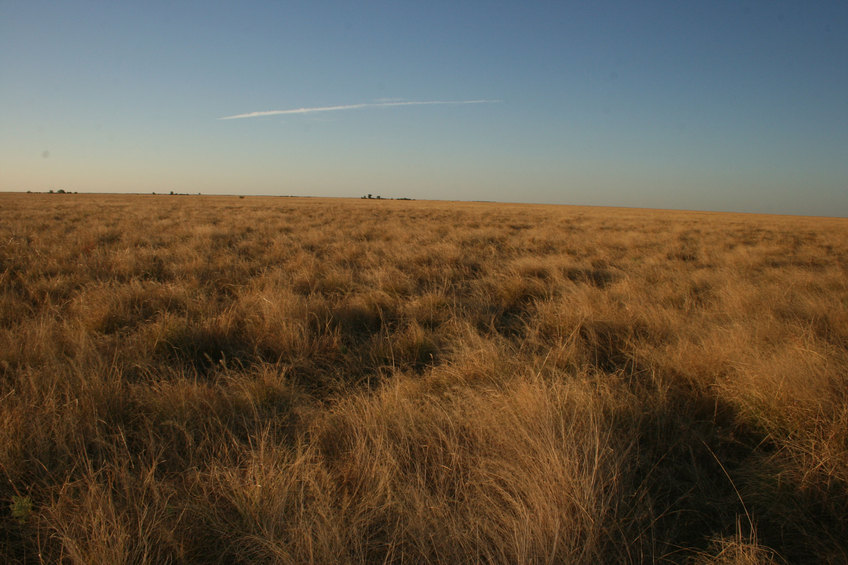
[361,194,413,200]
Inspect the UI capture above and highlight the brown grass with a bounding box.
[1,192,847,563]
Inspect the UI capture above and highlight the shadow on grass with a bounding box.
[616,376,847,562]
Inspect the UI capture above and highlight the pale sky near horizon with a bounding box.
[2,1,847,216]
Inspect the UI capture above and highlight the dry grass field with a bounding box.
[1,193,847,563]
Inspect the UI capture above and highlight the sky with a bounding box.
[1,1,847,216]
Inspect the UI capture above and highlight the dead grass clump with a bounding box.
[692,522,785,565]
[563,265,620,288]
[70,281,188,334]
[42,450,180,564]
[300,374,629,563]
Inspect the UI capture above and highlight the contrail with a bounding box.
[218,99,500,120]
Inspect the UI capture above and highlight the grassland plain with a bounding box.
[0,192,846,563]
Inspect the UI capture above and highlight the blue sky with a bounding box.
[2,1,847,215]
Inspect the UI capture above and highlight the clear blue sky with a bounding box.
[2,1,847,215]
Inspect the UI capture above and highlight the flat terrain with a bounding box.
[1,193,847,563]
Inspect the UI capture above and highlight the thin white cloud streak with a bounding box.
[218,99,501,120]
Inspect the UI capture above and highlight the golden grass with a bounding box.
[1,192,847,563]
